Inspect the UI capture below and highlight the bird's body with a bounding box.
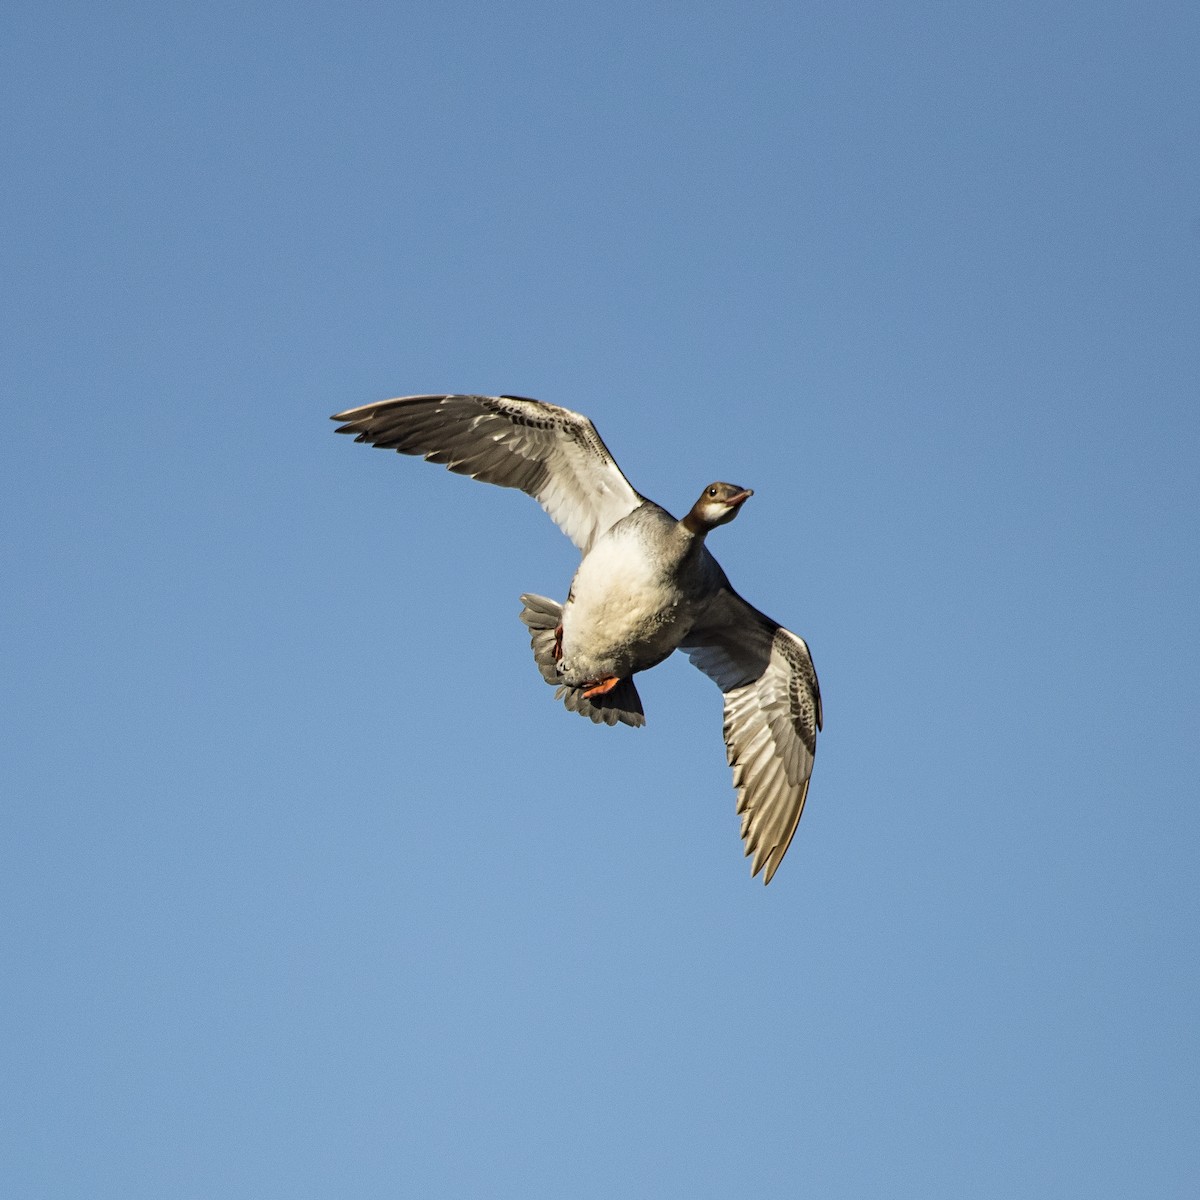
[332,393,822,882]
[558,501,721,687]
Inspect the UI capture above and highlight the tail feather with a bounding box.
[518,592,563,684]
[519,594,645,728]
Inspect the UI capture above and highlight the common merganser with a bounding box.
[332,393,822,883]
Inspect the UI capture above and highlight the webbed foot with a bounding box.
[582,676,621,698]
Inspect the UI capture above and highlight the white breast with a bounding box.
[559,523,686,680]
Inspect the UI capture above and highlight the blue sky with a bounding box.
[3,2,1198,1196]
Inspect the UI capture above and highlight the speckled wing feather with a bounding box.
[331,394,643,554]
[681,591,822,884]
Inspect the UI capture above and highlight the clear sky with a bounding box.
[3,2,1198,1196]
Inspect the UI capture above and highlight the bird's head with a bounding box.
[683,482,754,533]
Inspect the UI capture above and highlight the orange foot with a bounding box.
[582,676,621,698]
[553,623,563,662]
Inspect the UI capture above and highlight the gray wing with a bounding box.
[331,394,643,553]
[681,590,822,884]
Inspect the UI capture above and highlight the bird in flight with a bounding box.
[332,394,822,883]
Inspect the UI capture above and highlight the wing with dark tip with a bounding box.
[331,394,643,553]
[681,590,822,884]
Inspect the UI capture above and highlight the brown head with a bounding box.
[682,481,754,534]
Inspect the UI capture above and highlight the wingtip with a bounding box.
[749,853,779,885]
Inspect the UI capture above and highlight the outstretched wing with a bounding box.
[682,590,822,884]
[331,394,643,553]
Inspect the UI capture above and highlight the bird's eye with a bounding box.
[707,487,717,497]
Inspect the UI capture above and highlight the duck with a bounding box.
[331,393,822,883]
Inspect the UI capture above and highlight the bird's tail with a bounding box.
[518,594,645,728]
